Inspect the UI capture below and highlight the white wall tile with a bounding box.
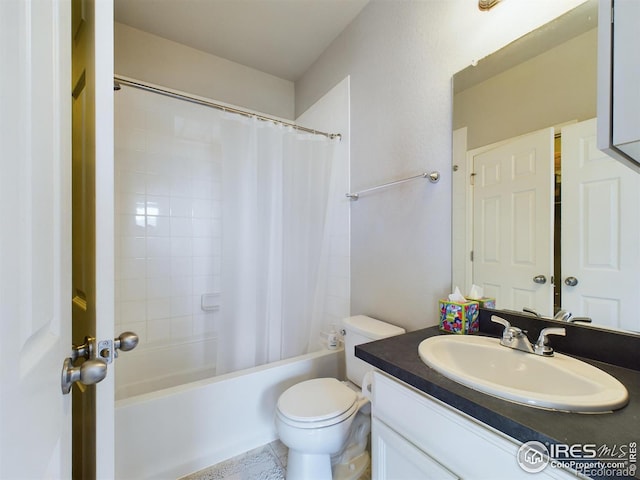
[119,171,146,194]
[170,197,193,217]
[146,173,171,196]
[193,275,217,294]
[170,176,193,197]
[118,257,146,280]
[146,195,171,216]
[170,316,193,339]
[121,237,146,258]
[170,296,193,317]
[170,216,193,237]
[120,300,146,324]
[147,298,171,321]
[170,237,193,257]
[146,237,171,257]
[147,276,172,299]
[171,276,193,297]
[146,153,173,176]
[171,257,193,277]
[146,215,171,237]
[192,237,216,257]
[146,318,171,344]
[120,278,147,302]
[193,312,218,335]
[146,258,171,278]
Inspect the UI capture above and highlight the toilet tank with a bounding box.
[342,315,405,386]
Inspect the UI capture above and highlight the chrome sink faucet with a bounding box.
[491,316,566,357]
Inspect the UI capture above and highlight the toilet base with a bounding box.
[286,450,332,480]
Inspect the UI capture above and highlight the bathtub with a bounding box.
[115,347,345,479]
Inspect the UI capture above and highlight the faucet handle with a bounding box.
[491,315,511,330]
[534,327,566,356]
[523,307,541,318]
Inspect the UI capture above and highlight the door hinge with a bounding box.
[470,173,476,186]
[470,250,474,262]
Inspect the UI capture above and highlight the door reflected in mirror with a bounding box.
[452,0,640,333]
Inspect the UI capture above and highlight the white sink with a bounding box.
[418,335,629,413]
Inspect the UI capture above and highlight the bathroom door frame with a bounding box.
[72,0,117,477]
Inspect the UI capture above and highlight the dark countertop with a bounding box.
[356,326,640,480]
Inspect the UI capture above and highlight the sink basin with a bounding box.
[418,335,629,413]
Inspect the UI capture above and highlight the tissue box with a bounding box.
[475,297,496,309]
[439,300,480,334]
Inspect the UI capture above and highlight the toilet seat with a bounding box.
[277,378,359,429]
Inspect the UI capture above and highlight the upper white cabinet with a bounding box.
[597,0,640,170]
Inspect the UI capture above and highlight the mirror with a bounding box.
[452,0,640,334]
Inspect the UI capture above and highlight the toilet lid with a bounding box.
[277,378,357,423]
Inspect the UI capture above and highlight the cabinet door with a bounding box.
[372,418,459,480]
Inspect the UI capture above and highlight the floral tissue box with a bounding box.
[439,300,479,334]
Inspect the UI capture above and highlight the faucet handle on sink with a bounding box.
[491,315,511,330]
[534,327,566,356]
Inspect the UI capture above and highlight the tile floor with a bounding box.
[181,440,371,480]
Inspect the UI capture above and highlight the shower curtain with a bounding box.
[216,114,337,374]
[114,83,341,392]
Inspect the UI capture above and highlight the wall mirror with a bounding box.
[452,0,640,334]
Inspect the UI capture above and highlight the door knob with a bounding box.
[98,331,139,363]
[533,275,547,284]
[61,331,139,395]
[61,358,108,394]
[115,331,139,353]
[564,276,579,287]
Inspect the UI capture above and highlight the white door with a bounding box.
[0,0,72,477]
[561,118,640,331]
[472,128,554,315]
[0,0,114,478]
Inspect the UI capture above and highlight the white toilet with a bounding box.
[275,315,405,480]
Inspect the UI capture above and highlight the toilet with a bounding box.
[275,315,405,480]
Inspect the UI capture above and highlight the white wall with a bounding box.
[114,22,295,120]
[295,0,587,332]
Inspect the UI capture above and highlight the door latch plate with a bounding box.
[97,339,114,364]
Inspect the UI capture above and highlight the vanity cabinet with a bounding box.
[370,372,579,480]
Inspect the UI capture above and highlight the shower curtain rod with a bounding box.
[114,76,341,140]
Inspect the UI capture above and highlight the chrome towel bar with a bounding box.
[346,171,440,200]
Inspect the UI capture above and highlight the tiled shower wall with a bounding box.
[114,88,222,397]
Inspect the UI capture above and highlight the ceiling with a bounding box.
[114,0,370,82]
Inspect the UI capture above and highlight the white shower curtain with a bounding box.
[216,114,337,375]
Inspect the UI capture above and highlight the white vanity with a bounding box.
[371,371,578,479]
[357,323,640,480]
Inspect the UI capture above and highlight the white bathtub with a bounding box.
[115,347,345,479]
